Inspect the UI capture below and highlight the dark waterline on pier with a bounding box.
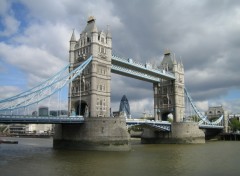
[0,137,240,176]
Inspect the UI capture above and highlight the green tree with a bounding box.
[229,118,240,132]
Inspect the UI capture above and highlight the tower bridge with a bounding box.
[0,16,226,150]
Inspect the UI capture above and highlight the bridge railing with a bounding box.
[112,54,175,79]
[111,65,160,82]
[0,115,85,124]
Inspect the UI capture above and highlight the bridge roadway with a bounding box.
[0,115,223,131]
[0,115,85,124]
[126,119,171,131]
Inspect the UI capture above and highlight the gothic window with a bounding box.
[163,87,167,94]
[103,103,106,111]
[87,37,90,43]
[163,97,168,104]
[101,47,104,53]
[179,75,182,83]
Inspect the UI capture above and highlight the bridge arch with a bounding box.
[162,112,173,121]
[75,100,88,116]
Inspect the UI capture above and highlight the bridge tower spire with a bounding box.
[154,50,185,122]
[68,16,112,117]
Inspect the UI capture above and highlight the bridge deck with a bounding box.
[126,119,172,131]
[0,115,85,124]
[0,115,224,130]
[199,124,224,129]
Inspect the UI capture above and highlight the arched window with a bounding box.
[163,97,168,104]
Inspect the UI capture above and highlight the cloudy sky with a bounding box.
[1,0,240,117]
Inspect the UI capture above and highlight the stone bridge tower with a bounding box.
[153,50,185,122]
[69,16,112,117]
[54,17,130,151]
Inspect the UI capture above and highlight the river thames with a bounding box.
[0,137,239,176]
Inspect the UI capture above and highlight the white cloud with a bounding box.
[1,0,240,116]
[0,15,20,37]
[0,86,21,99]
[13,22,70,59]
[130,98,153,118]
[0,0,9,15]
[0,0,20,37]
[195,100,209,112]
[0,43,66,87]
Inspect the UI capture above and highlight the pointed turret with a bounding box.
[70,29,76,42]
[69,29,77,64]
[83,16,98,34]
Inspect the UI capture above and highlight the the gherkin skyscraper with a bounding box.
[119,95,131,118]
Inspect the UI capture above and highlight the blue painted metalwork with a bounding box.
[0,115,84,124]
[112,55,175,82]
[184,87,224,128]
[0,53,224,130]
[0,64,70,103]
[126,119,171,132]
[0,56,92,112]
[199,124,224,129]
[111,65,161,82]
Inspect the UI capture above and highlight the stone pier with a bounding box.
[53,117,131,151]
[141,122,205,144]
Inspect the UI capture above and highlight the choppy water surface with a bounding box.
[0,137,240,176]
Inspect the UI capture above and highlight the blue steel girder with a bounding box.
[0,115,85,124]
[126,120,171,132]
[111,65,160,83]
[111,55,175,82]
[199,124,224,129]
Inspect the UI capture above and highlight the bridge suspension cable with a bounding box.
[184,87,224,126]
[0,56,92,112]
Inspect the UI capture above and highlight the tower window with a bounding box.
[163,97,168,104]
[101,37,104,43]
[101,47,104,53]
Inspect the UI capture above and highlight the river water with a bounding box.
[0,137,239,176]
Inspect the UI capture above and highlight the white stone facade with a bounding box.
[153,50,185,122]
[68,16,112,117]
